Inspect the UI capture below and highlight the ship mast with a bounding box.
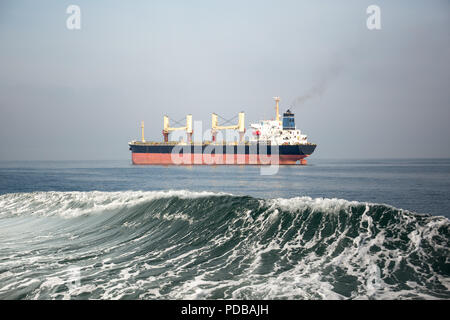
[273,96,280,122]
[141,121,145,142]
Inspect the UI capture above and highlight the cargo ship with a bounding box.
[128,97,316,165]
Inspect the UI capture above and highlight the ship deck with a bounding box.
[129,141,317,146]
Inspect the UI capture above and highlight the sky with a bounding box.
[0,0,449,160]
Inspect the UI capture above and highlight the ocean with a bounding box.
[0,159,449,299]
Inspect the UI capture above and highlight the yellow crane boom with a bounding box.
[163,114,193,143]
[211,112,245,143]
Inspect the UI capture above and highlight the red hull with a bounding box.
[132,153,308,165]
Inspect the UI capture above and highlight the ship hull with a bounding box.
[129,144,316,165]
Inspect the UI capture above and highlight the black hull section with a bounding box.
[129,144,316,156]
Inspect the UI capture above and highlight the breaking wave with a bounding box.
[0,191,449,299]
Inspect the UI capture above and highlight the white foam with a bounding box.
[154,212,194,224]
[1,191,449,300]
[266,196,365,215]
[0,190,228,219]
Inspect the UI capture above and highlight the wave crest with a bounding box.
[0,190,226,218]
[0,190,449,299]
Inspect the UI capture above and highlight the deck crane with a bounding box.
[211,112,245,143]
[162,114,193,143]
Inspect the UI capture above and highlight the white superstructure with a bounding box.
[249,119,308,145]
[248,97,309,145]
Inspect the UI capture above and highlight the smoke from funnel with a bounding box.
[291,63,342,109]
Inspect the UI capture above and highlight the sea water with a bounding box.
[0,159,449,299]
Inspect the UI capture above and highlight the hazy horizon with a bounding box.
[1,0,449,161]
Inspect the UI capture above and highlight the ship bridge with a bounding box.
[282,109,296,130]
